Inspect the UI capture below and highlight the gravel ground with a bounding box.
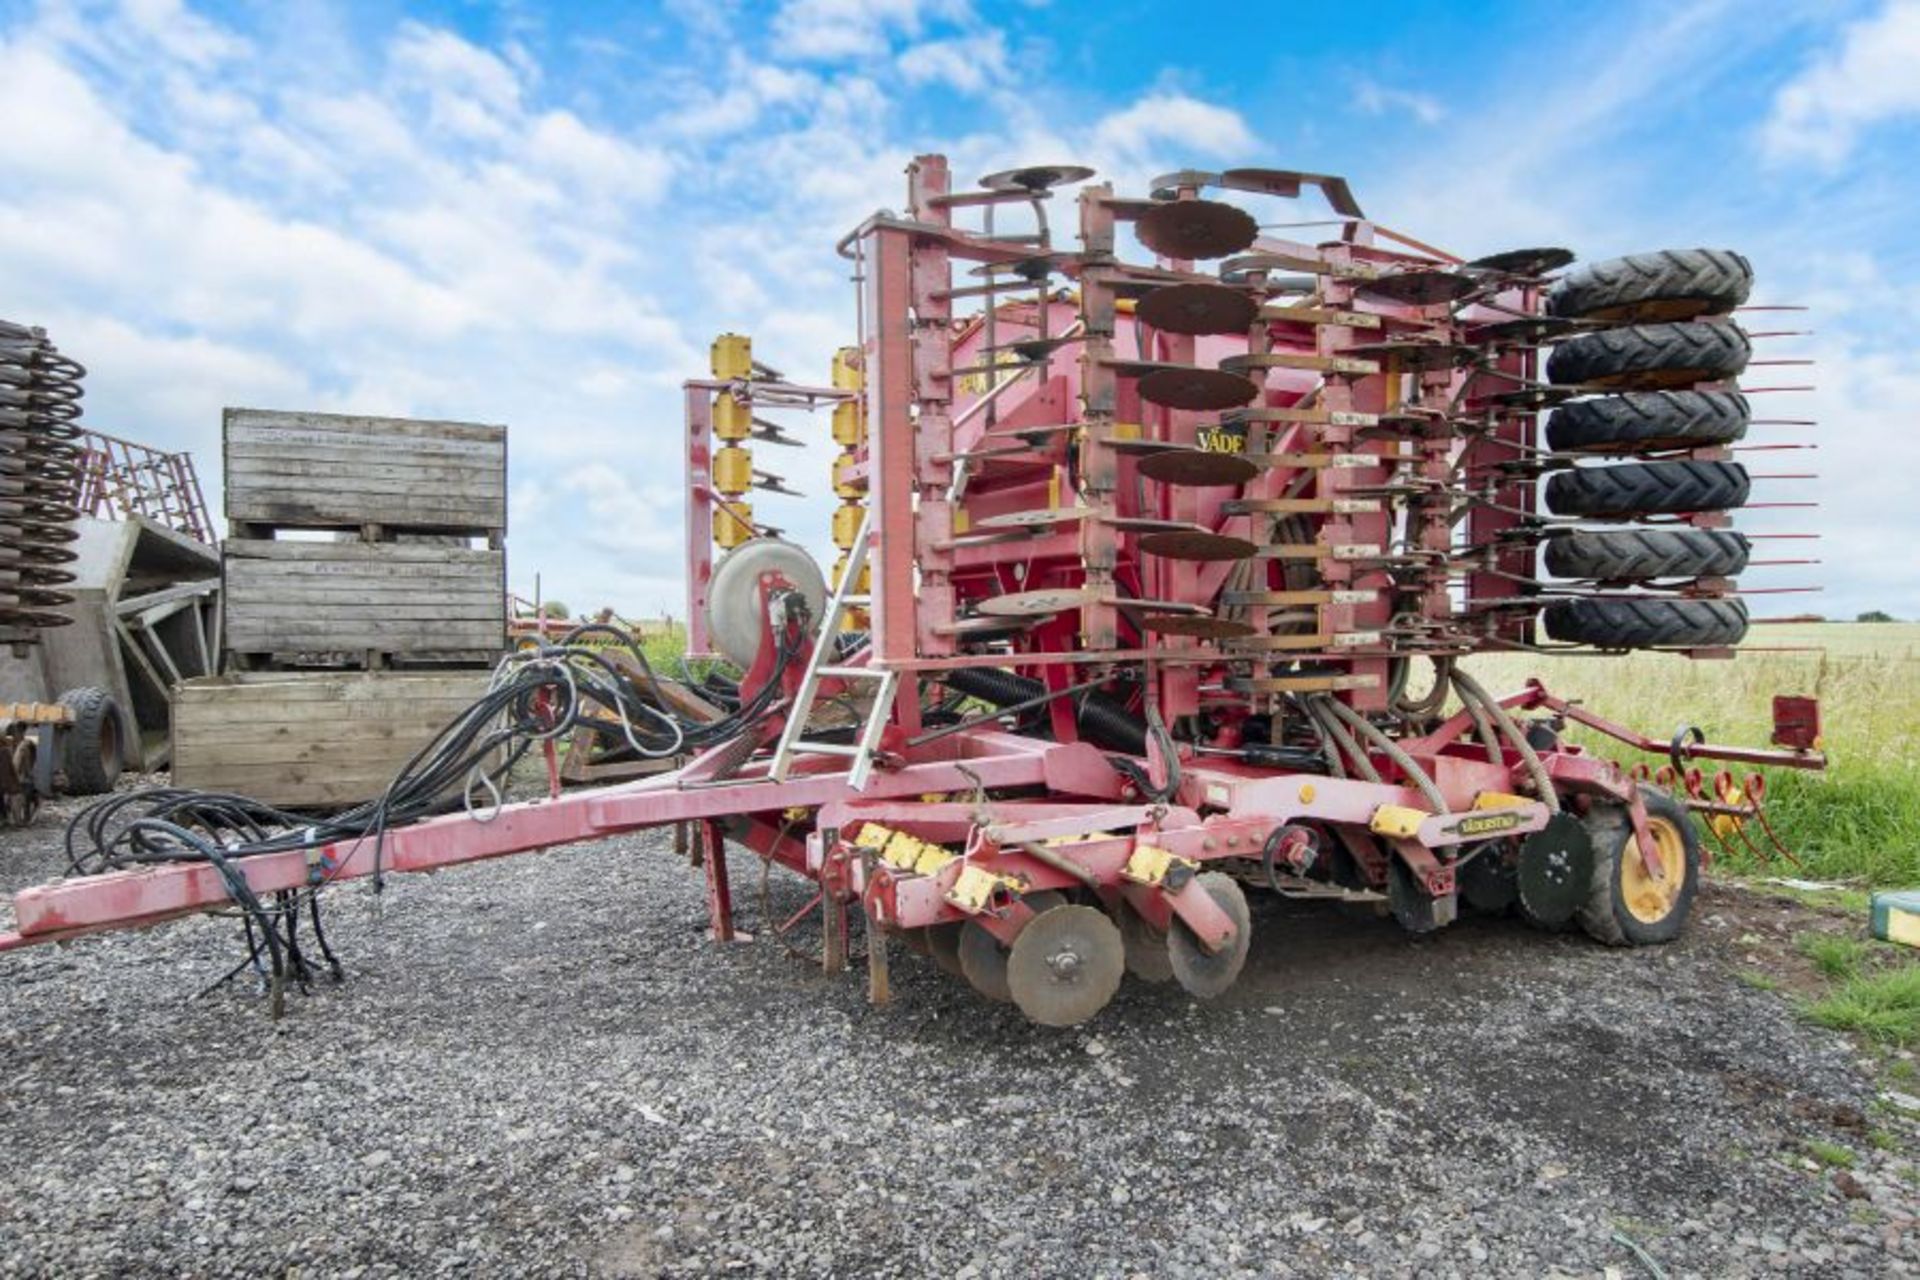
[1,791,1916,1278]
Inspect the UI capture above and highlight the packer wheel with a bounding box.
[1546,321,1750,390]
[1545,390,1749,454]
[1577,791,1702,946]
[1544,460,1749,518]
[1546,248,1752,324]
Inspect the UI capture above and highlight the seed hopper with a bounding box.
[2,157,1827,1026]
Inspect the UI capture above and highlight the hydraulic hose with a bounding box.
[1450,668,1560,814]
[1319,696,1448,815]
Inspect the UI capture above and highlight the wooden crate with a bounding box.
[223,408,506,536]
[171,671,489,807]
[224,539,505,664]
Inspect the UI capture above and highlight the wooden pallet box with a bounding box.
[171,672,489,807]
[223,408,506,534]
[223,539,505,661]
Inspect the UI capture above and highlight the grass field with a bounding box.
[1470,623,1920,889]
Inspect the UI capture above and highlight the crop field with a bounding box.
[1472,622,1920,888]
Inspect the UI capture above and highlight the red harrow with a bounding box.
[3,157,1826,1026]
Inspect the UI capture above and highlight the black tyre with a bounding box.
[1544,529,1750,582]
[1542,597,1749,648]
[1576,790,1701,946]
[1547,248,1753,324]
[57,686,124,795]
[1546,322,1750,390]
[1545,460,1749,518]
[1545,390,1749,454]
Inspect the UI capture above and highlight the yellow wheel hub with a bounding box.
[1620,817,1687,924]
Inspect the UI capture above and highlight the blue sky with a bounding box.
[1,0,1914,619]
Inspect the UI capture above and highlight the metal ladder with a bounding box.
[769,511,896,790]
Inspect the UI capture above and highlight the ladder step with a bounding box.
[794,742,861,757]
[840,595,871,606]
[816,665,888,679]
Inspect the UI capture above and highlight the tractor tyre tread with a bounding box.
[1545,390,1750,454]
[1544,460,1750,518]
[1542,597,1750,649]
[1546,321,1751,390]
[1544,529,1751,582]
[56,686,123,796]
[1547,248,1753,323]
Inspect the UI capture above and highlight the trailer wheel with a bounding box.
[1544,460,1749,518]
[1543,597,1749,649]
[1546,321,1750,390]
[1167,873,1251,999]
[1547,248,1752,324]
[1544,529,1751,582]
[1113,898,1175,983]
[1545,390,1749,454]
[56,687,124,796]
[957,890,1065,1003]
[1577,790,1701,946]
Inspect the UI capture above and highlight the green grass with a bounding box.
[1738,970,1783,992]
[1808,966,1920,1047]
[1804,1139,1857,1169]
[1469,622,1920,889]
[1796,932,1877,981]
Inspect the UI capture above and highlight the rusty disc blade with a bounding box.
[976,587,1095,617]
[1137,449,1260,486]
[1355,271,1480,307]
[1136,283,1259,335]
[1467,247,1575,277]
[1136,367,1259,411]
[1490,386,1582,409]
[1136,614,1256,639]
[1135,199,1259,260]
[1136,530,1258,562]
[975,507,1090,530]
[980,164,1095,192]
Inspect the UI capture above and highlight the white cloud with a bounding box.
[770,0,970,61]
[1354,78,1445,126]
[1761,0,1920,166]
[898,30,1008,94]
[389,21,525,141]
[1091,93,1254,163]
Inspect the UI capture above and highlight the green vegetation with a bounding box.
[1796,932,1877,981]
[1737,970,1783,992]
[1857,611,1896,623]
[1471,622,1920,889]
[1803,1139,1857,1169]
[1808,965,1920,1048]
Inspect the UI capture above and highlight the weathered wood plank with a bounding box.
[224,407,507,532]
[223,539,505,656]
[171,671,490,806]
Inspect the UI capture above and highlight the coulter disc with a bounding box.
[926,923,966,977]
[1516,812,1594,928]
[1135,199,1259,260]
[1167,872,1252,999]
[1113,899,1174,983]
[1136,283,1260,335]
[1136,366,1260,412]
[1006,905,1126,1027]
[1136,448,1260,487]
[956,892,1065,1003]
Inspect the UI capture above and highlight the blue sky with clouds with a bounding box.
[1,0,1914,619]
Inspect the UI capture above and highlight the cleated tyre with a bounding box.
[1546,321,1750,390]
[1542,597,1749,649]
[1544,529,1750,582]
[1576,789,1701,946]
[1547,248,1753,324]
[1545,460,1749,518]
[1545,390,1749,454]
[56,686,123,795]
